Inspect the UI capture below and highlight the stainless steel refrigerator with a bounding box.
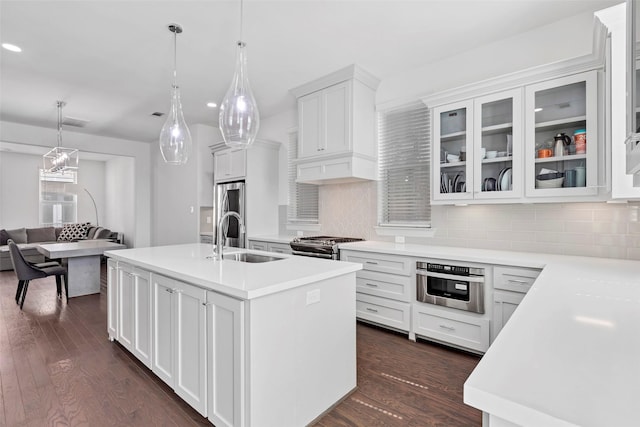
[213,181,246,248]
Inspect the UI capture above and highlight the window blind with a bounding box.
[377,103,431,227]
[287,132,319,224]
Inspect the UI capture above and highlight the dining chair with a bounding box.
[7,239,68,309]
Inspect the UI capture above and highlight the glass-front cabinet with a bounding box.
[525,71,599,197]
[432,100,473,201]
[473,89,523,200]
[432,89,523,202]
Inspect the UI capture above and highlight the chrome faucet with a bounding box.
[215,211,245,260]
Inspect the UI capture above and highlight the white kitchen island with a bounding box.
[104,243,361,427]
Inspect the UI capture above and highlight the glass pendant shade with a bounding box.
[219,41,260,149]
[43,100,79,174]
[159,85,192,164]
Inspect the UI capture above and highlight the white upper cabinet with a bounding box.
[525,71,600,198]
[291,64,380,184]
[432,88,523,203]
[298,81,350,158]
[213,148,246,182]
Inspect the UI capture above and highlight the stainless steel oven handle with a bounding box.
[416,270,484,283]
[291,250,333,259]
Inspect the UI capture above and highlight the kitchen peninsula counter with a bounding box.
[104,243,361,427]
[340,240,640,426]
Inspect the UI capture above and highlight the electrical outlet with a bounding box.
[306,289,320,305]
[206,216,212,224]
[297,230,304,237]
[395,235,405,244]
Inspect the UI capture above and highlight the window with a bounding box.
[377,102,431,227]
[287,131,319,225]
[39,169,77,226]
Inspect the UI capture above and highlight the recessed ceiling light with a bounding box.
[206,102,218,108]
[2,43,22,52]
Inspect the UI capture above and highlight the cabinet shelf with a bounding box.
[481,122,513,135]
[534,153,587,164]
[440,161,466,168]
[482,156,513,164]
[441,130,466,141]
[535,115,586,132]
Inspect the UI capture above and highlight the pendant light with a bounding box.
[159,23,192,165]
[43,101,79,174]
[219,0,260,149]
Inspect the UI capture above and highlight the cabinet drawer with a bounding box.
[248,241,268,251]
[268,242,292,255]
[356,293,410,332]
[493,266,540,293]
[341,250,412,276]
[412,304,489,353]
[356,270,411,302]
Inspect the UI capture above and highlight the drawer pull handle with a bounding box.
[365,307,378,313]
[365,261,378,265]
[165,288,174,294]
[365,283,378,287]
[508,279,528,284]
[439,324,455,331]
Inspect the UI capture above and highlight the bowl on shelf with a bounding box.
[536,172,564,188]
[459,149,466,161]
[480,148,486,159]
[486,150,498,159]
[497,151,507,157]
[447,154,460,163]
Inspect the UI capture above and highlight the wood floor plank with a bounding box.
[0,266,482,426]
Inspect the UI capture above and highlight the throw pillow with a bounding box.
[26,227,56,243]
[94,228,113,239]
[6,227,27,244]
[0,229,9,245]
[57,223,89,241]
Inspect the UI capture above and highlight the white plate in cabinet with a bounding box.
[356,293,411,332]
[493,266,540,293]
[356,270,411,302]
[341,250,412,276]
[412,304,490,353]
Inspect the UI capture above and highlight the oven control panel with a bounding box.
[426,263,469,276]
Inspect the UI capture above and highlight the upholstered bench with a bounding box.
[0,224,123,271]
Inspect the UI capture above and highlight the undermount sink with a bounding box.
[223,252,285,263]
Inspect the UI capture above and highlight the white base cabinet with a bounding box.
[247,239,292,255]
[341,250,412,333]
[116,262,152,368]
[491,266,540,342]
[206,291,244,427]
[107,256,356,427]
[152,274,207,416]
[413,304,490,353]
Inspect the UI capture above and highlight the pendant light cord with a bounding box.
[173,29,177,88]
[239,0,244,43]
[56,101,64,148]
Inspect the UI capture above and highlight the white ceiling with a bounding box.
[0,0,619,144]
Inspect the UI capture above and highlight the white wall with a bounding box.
[0,121,151,247]
[377,9,600,107]
[257,108,297,206]
[76,159,105,226]
[105,156,135,247]
[0,151,42,228]
[151,123,220,246]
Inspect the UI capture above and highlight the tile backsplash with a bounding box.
[318,180,640,260]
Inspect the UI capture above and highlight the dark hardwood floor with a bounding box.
[0,266,481,426]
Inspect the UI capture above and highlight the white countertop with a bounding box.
[38,240,126,258]
[104,243,360,300]
[339,240,640,426]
